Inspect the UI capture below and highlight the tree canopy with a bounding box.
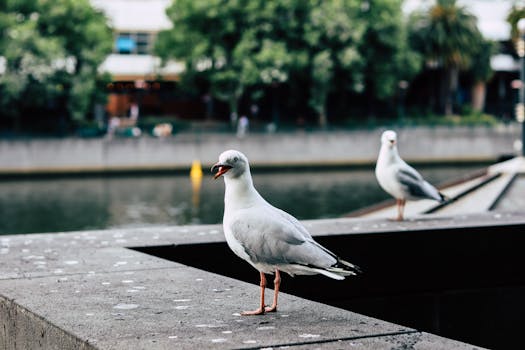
[156,0,290,118]
[507,5,525,45]
[357,0,422,118]
[0,0,112,133]
[408,0,487,115]
[157,0,424,126]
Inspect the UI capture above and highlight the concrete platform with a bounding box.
[357,157,525,219]
[3,213,519,349]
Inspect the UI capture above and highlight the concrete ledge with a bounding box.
[0,297,96,350]
[2,213,516,349]
[0,264,415,349]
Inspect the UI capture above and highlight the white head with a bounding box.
[381,130,397,148]
[211,149,250,180]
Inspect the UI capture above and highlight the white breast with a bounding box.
[223,223,251,263]
[376,164,405,199]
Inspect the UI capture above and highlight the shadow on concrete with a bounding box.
[133,223,525,350]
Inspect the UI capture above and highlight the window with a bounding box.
[115,32,153,55]
[136,33,151,55]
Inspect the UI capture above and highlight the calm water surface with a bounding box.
[0,165,485,235]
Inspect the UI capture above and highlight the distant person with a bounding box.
[237,115,249,138]
[107,116,120,137]
[375,130,446,221]
[129,102,139,121]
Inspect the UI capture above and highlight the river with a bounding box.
[0,165,487,235]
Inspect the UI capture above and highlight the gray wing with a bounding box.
[396,165,442,200]
[229,206,336,268]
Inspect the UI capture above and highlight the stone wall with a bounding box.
[0,125,520,174]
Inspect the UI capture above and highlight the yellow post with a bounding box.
[190,160,203,180]
[190,160,203,210]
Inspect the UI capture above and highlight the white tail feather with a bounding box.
[314,268,346,280]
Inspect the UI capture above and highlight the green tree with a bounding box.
[359,0,422,117]
[409,0,482,115]
[467,38,495,112]
[0,0,112,133]
[507,5,525,44]
[156,0,290,120]
[156,0,367,127]
[303,0,365,127]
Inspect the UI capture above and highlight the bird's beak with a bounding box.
[389,140,396,145]
[211,163,232,179]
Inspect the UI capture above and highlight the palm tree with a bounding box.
[507,5,525,44]
[468,38,495,112]
[409,0,482,115]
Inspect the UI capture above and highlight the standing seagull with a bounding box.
[375,130,446,221]
[212,150,360,315]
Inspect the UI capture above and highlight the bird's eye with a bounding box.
[233,157,239,162]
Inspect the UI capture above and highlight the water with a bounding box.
[0,165,485,235]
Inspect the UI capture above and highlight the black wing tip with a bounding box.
[337,259,363,275]
[439,192,449,202]
[351,264,363,275]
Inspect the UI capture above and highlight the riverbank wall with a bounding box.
[0,125,520,175]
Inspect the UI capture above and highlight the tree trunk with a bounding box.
[228,96,239,130]
[203,92,214,120]
[13,101,22,134]
[271,85,280,127]
[316,94,328,129]
[444,66,458,116]
[314,89,328,129]
[471,80,486,112]
[318,111,327,129]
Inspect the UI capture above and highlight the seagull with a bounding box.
[375,130,446,221]
[212,150,360,315]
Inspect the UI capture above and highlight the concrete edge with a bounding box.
[0,295,96,350]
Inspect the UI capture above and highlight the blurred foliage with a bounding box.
[156,0,295,117]
[0,0,112,133]
[359,0,422,101]
[507,5,525,45]
[337,108,500,130]
[0,0,507,135]
[408,0,490,115]
[156,0,421,126]
[304,1,365,127]
[401,111,500,127]
[467,39,496,83]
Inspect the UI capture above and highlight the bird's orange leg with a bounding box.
[396,199,406,221]
[241,272,266,316]
[265,269,281,313]
[390,199,402,221]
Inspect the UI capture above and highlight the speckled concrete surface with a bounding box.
[1,213,513,349]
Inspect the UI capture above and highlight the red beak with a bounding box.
[211,163,232,179]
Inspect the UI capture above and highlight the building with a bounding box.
[91,0,188,119]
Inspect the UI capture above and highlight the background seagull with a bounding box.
[375,130,446,221]
[212,149,360,315]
